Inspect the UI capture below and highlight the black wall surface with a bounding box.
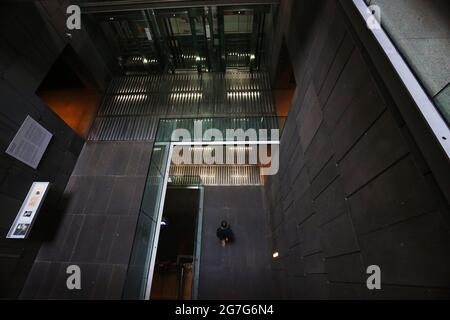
[198,187,275,299]
[0,78,83,299]
[20,142,152,299]
[265,0,450,299]
[0,2,84,299]
[0,1,112,298]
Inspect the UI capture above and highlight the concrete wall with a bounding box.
[364,0,450,122]
[0,1,113,298]
[265,0,450,299]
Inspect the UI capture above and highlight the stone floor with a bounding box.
[198,186,277,299]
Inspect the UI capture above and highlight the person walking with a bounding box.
[216,220,233,247]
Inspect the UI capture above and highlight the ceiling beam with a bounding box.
[78,0,280,14]
[187,8,202,70]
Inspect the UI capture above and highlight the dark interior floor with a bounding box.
[198,186,275,299]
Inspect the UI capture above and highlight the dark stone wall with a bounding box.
[198,186,276,299]
[0,1,113,298]
[20,141,153,299]
[0,2,84,299]
[0,1,112,94]
[0,77,84,298]
[265,0,450,299]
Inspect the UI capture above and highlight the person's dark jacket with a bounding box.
[216,226,233,241]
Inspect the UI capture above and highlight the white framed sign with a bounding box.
[6,116,53,169]
[7,182,50,239]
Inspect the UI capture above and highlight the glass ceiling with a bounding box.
[81,4,276,75]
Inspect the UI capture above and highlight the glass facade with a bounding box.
[123,116,284,299]
[122,143,170,299]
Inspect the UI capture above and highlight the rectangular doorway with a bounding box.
[150,186,203,300]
